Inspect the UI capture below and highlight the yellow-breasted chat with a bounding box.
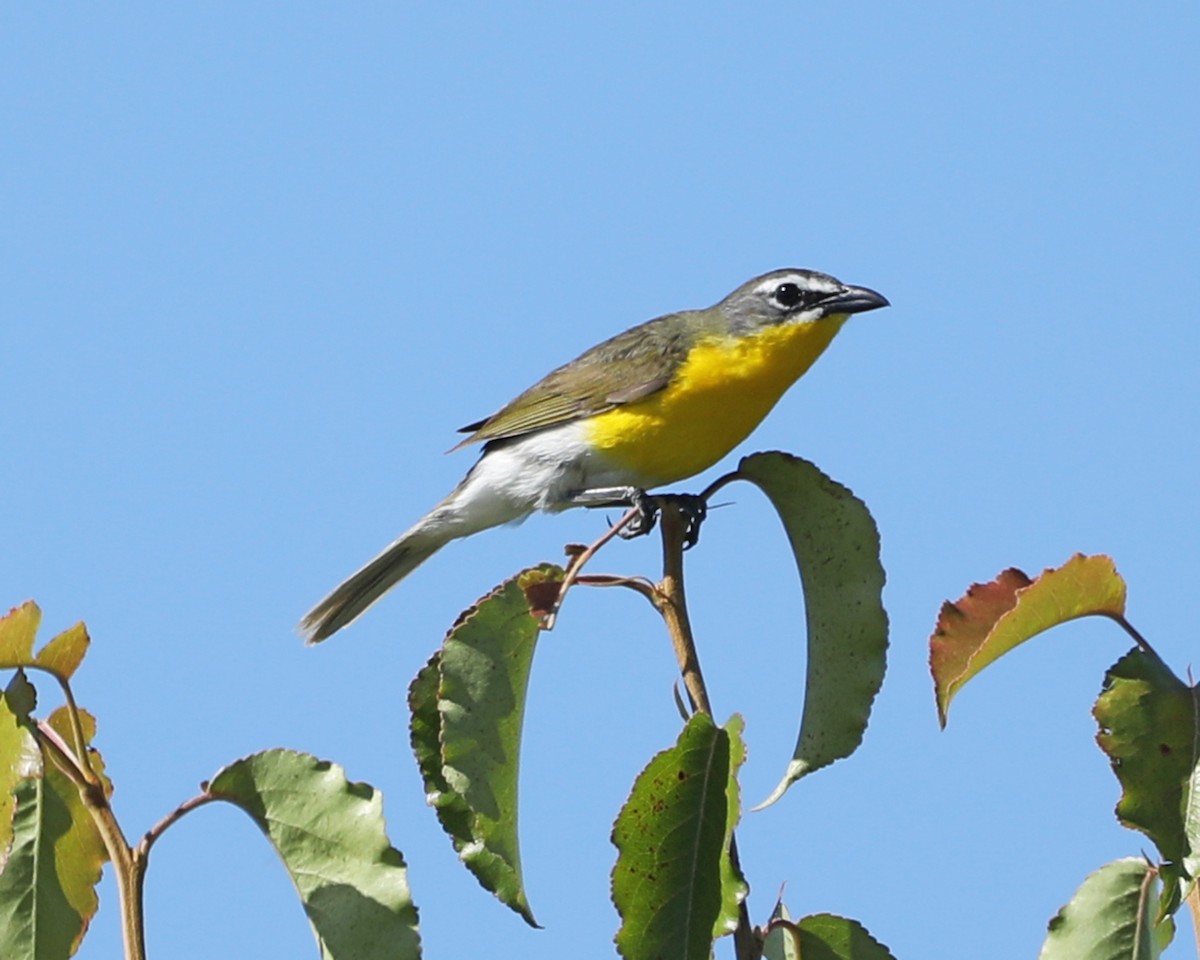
[300,267,888,642]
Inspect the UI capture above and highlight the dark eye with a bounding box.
[772,282,804,308]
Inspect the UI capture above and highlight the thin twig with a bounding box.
[14,663,101,788]
[575,573,659,603]
[33,718,86,786]
[1109,613,1160,659]
[140,790,221,856]
[542,505,642,629]
[52,675,103,787]
[699,469,745,504]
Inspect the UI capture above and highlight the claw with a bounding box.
[618,492,707,546]
[673,494,708,549]
[617,489,659,539]
[579,487,707,546]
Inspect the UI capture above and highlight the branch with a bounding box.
[34,724,146,960]
[651,496,756,960]
[652,501,711,715]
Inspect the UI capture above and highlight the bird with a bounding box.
[300,267,888,642]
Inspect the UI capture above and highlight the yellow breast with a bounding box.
[583,315,848,486]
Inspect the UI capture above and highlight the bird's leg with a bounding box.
[566,488,707,546]
[566,486,659,538]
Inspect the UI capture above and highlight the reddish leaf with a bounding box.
[932,555,1126,725]
[931,568,1031,724]
[521,575,564,623]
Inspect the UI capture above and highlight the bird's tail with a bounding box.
[299,457,535,643]
[299,529,444,643]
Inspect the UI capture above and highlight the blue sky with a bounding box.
[3,3,1198,958]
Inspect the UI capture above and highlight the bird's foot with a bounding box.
[665,493,708,549]
[568,486,707,546]
[617,489,660,540]
[615,491,708,548]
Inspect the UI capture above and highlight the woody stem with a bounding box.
[653,497,756,960]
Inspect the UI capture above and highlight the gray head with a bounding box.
[716,268,889,334]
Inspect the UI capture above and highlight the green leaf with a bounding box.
[0,603,41,667]
[0,712,107,960]
[1186,735,1200,883]
[407,652,474,850]
[0,778,81,960]
[611,713,731,960]
[0,688,40,874]
[713,715,748,941]
[43,713,108,945]
[1094,649,1199,889]
[208,748,421,960]
[46,707,112,801]
[410,649,543,921]
[1039,858,1174,959]
[33,624,89,683]
[3,672,37,722]
[425,564,561,926]
[0,604,90,683]
[763,912,897,960]
[761,916,802,960]
[734,452,888,807]
[932,554,1126,724]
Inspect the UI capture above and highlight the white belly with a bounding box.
[417,421,647,541]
